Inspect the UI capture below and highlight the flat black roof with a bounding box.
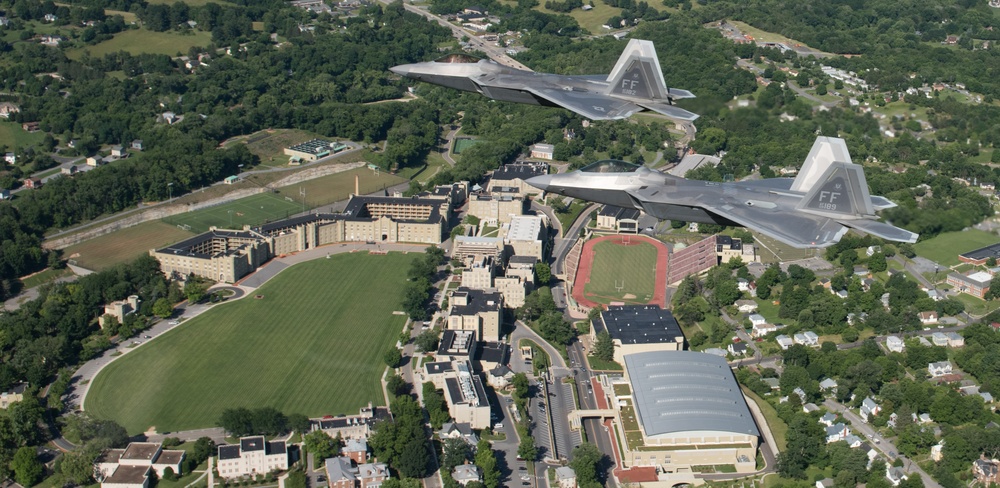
[218,445,241,460]
[598,205,640,220]
[241,436,265,452]
[491,162,547,181]
[156,229,256,257]
[960,242,1000,260]
[476,341,509,365]
[598,305,685,346]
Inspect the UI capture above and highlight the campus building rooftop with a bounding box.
[624,351,760,438]
[597,305,684,346]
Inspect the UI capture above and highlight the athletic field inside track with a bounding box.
[573,234,668,309]
[86,252,416,434]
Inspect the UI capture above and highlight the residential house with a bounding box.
[763,378,780,390]
[737,278,750,292]
[844,434,863,448]
[40,35,63,46]
[886,335,905,353]
[452,464,482,486]
[486,364,513,389]
[23,178,41,189]
[819,378,838,394]
[860,397,881,422]
[793,331,819,347]
[341,439,368,465]
[0,101,19,118]
[752,322,777,337]
[21,122,39,132]
[111,146,126,158]
[930,443,944,462]
[1,383,27,409]
[835,290,849,299]
[802,403,819,413]
[437,422,479,446]
[886,466,908,486]
[132,140,144,151]
[928,361,953,377]
[749,314,766,327]
[728,342,748,356]
[4,152,15,164]
[0,189,9,200]
[946,332,964,347]
[43,13,57,22]
[866,245,881,257]
[919,311,939,325]
[931,332,948,347]
[325,456,390,488]
[776,334,794,350]
[735,300,758,313]
[926,289,943,301]
[825,423,849,443]
[216,437,289,479]
[555,466,577,488]
[974,458,1000,484]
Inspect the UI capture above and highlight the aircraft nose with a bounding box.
[389,64,412,77]
[526,174,554,192]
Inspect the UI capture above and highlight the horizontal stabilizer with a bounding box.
[869,195,897,211]
[667,88,696,99]
[637,101,699,121]
[839,219,918,244]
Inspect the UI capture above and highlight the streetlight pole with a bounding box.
[168,182,174,203]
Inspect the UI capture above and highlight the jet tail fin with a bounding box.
[796,160,876,218]
[790,136,854,193]
[605,39,670,100]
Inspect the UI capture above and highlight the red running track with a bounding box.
[571,234,668,311]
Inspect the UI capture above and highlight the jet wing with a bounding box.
[699,199,849,248]
[627,184,848,248]
[523,86,643,120]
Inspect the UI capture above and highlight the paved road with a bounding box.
[824,399,941,488]
[786,80,839,108]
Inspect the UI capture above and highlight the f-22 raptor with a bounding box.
[526,136,919,248]
[390,39,698,122]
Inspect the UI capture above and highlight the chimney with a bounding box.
[355,174,360,195]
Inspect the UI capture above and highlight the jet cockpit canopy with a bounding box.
[434,53,483,64]
[580,160,641,173]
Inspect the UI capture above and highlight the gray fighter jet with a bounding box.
[526,136,918,248]
[390,39,698,121]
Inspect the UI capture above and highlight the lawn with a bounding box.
[724,20,827,55]
[555,200,590,234]
[0,121,46,149]
[19,267,74,288]
[583,239,657,305]
[63,221,195,271]
[162,192,305,233]
[395,150,450,184]
[913,229,999,266]
[66,28,213,59]
[86,252,416,434]
[586,355,622,371]
[452,137,481,154]
[233,129,331,168]
[742,387,786,452]
[535,2,623,35]
[277,166,407,208]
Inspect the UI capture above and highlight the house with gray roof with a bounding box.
[452,464,482,486]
